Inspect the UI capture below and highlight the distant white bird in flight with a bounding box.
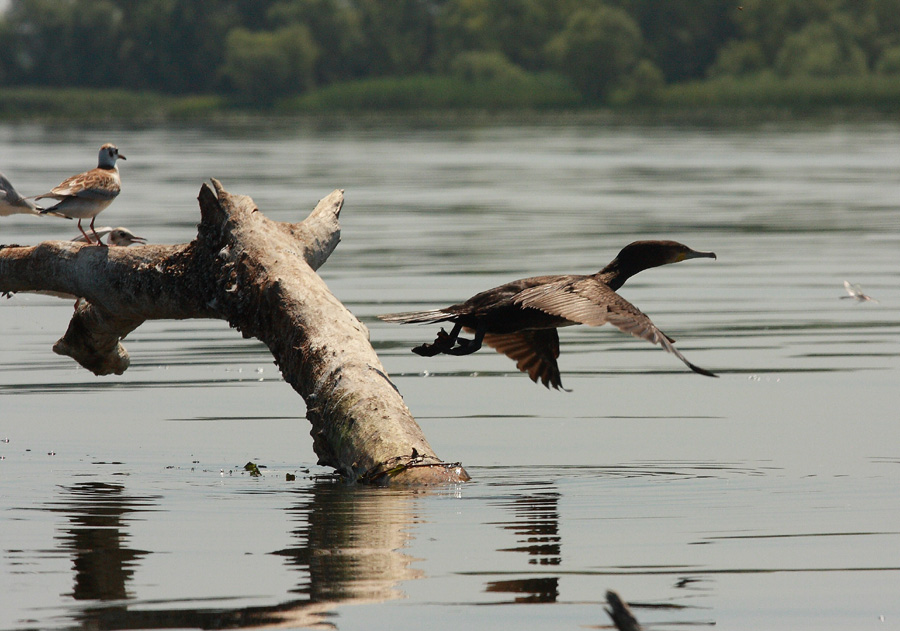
[71,226,146,247]
[0,171,41,216]
[34,143,125,245]
[841,281,878,303]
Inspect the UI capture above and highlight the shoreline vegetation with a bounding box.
[1,74,899,125]
[3,1,900,126]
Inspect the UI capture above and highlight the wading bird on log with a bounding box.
[34,143,125,245]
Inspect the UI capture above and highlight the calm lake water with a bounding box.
[1,119,899,630]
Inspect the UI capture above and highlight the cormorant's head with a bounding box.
[600,240,716,289]
[618,240,716,269]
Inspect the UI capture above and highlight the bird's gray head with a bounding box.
[108,227,146,246]
[98,143,125,169]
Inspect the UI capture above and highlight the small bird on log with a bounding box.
[0,171,41,216]
[33,143,125,245]
[379,240,717,390]
[71,226,146,247]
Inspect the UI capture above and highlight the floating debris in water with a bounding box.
[605,590,642,631]
[244,461,262,477]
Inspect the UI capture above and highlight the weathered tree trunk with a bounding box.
[0,180,469,485]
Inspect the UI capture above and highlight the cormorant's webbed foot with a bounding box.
[412,344,438,357]
[443,336,482,356]
[411,324,484,357]
[412,341,443,357]
[412,327,457,357]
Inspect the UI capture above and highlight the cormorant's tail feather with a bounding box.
[377,309,452,325]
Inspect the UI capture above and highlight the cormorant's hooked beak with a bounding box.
[682,249,716,261]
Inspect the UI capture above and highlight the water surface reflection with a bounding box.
[2,121,899,631]
[275,483,422,603]
[29,478,428,630]
[486,491,561,603]
[50,482,155,604]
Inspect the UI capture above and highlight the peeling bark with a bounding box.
[0,180,469,485]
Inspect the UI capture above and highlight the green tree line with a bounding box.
[1,0,899,108]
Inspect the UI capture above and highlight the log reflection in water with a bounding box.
[40,478,422,629]
[274,481,423,603]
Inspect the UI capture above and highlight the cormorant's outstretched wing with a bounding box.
[481,329,568,391]
[513,278,716,377]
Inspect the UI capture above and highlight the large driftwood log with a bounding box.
[0,180,469,485]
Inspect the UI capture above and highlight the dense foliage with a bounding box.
[1,0,898,108]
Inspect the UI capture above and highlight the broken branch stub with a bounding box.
[0,180,469,485]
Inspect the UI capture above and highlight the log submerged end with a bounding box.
[347,447,471,486]
[305,373,470,486]
[368,461,472,486]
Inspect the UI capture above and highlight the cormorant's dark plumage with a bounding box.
[379,240,717,390]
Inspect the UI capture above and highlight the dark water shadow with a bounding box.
[485,490,561,604]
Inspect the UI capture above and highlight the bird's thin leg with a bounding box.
[445,325,485,356]
[75,219,93,243]
[89,216,107,247]
[412,322,464,357]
